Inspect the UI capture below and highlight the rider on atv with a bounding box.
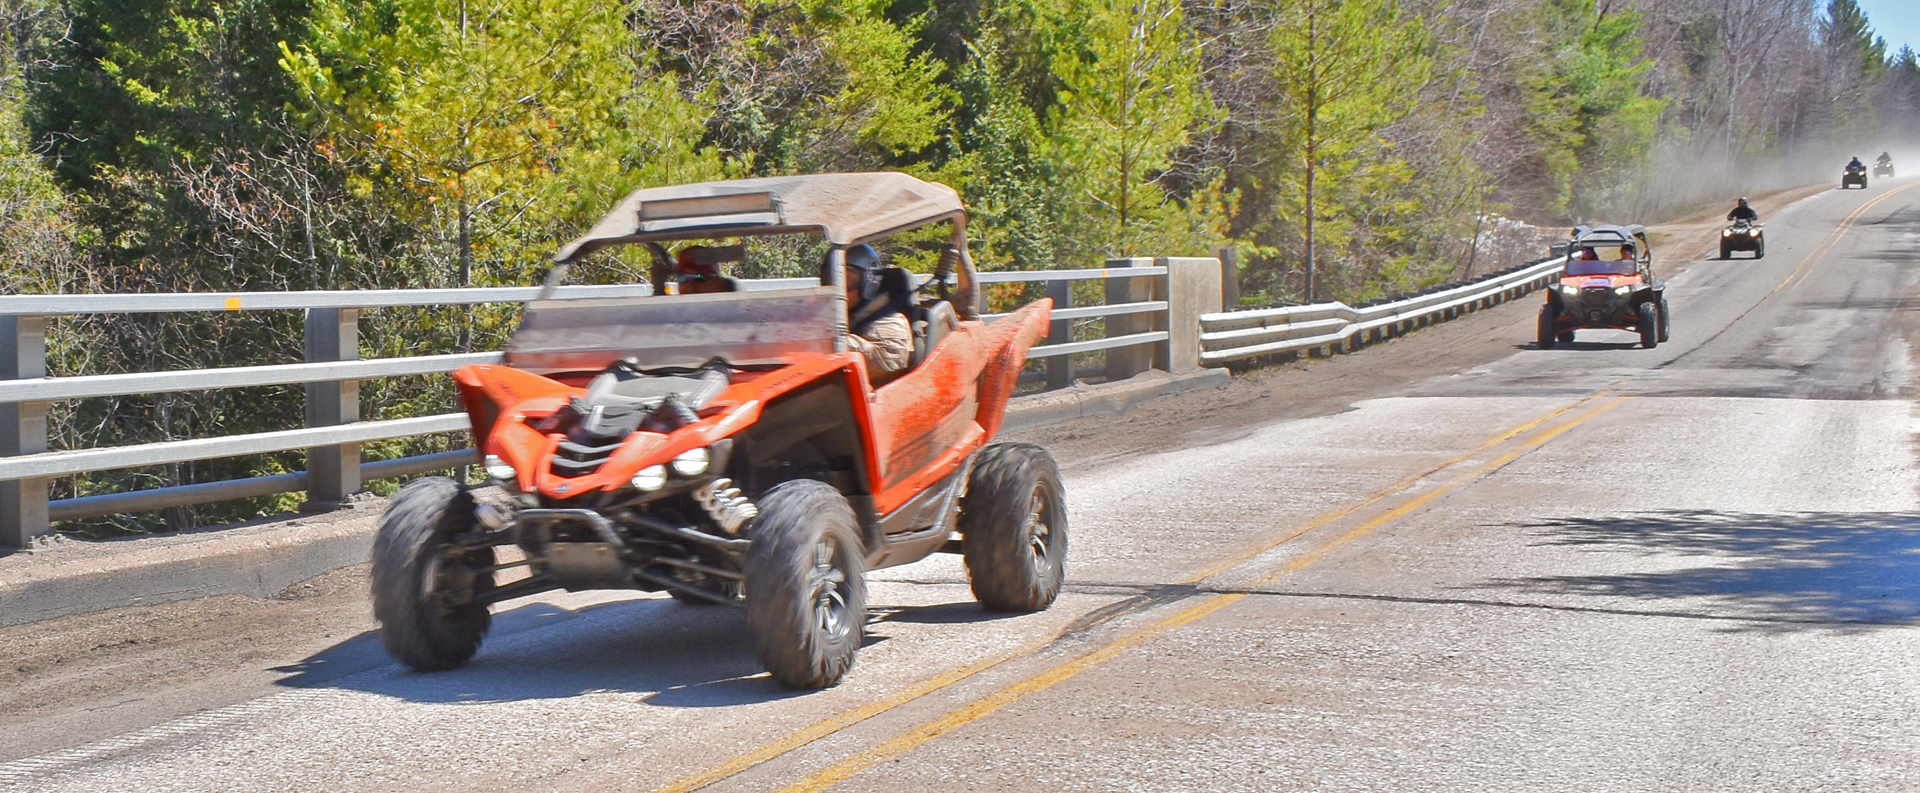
[1727,196,1758,223]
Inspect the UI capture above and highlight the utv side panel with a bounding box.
[972,300,1053,439]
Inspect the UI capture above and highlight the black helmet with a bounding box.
[822,243,884,300]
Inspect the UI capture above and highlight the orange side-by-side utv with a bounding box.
[370,173,1063,689]
[1538,224,1669,350]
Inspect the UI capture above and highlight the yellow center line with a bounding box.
[1774,183,1915,295]
[1179,390,1612,585]
[1253,396,1628,585]
[646,632,1061,793]
[771,395,1633,793]
[772,592,1248,793]
[648,391,1621,793]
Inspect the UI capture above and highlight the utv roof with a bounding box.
[1569,224,1648,246]
[554,172,966,263]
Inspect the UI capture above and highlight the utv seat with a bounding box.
[909,300,959,369]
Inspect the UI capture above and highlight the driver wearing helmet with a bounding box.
[1727,196,1758,223]
[835,244,913,386]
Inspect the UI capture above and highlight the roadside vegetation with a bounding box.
[0,0,1913,532]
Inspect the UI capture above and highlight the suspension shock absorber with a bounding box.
[694,478,759,534]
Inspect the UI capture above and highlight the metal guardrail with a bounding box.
[0,262,1186,547]
[0,283,677,544]
[1197,256,1568,364]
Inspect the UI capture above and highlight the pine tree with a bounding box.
[1267,0,1432,302]
[1047,0,1213,258]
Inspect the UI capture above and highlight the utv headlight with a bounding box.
[1614,285,1632,296]
[632,464,668,491]
[483,454,517,481]
[671,446,711,477]
[1559,284,1579,296]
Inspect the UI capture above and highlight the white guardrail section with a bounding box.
[1197,256,1568,364]
[0,262,1180,547]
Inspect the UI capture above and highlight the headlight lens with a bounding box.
[483,454,517,481]
[1614,285,1632,296]
[671,446,711,477]
[1560,284,1579,295]
[632,464,668,491]
[1722,229,1732,237]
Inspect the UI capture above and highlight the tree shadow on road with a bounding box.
[270,595,995,706]
[1480,509,1920,634]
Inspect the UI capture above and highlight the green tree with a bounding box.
[1046,0,1215,257]
[1268,0,1432,301]
[1508,0,1660,217]
[281,0,723,303]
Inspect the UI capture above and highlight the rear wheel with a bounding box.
[1638,300,1660,348]
[960,443,1069,612]
[1557,331,1575,343]
[743,480,867,689]
[1537,304,1559,349]
[371,477,496,672]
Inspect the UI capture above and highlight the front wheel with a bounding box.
[371,477,496,672]
[1754,240,1765,259]
[1537,304,1559,349]
[1638,300,1661,349]
[743,480,867,689]
[1720,242,1731,259]
[1657,296,1672,343]
[960,443,1069,612]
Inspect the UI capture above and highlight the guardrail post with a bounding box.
[303,308,361,512]
[1215,246,1239,308]
[0,315,48,548]
[1046,280,1073,389]
[1160,257,1223,374]
[1104,258,1158,379]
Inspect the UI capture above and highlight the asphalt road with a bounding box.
[6,179,1920,792]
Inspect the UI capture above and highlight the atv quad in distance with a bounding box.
[1875,157,1895,178]
[370,172,1065,690]
[1538,224,1669,349]
[1843,162,1868,189]
[1720,219,1763,259]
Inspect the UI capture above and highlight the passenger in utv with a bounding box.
[671,245,736,294]
[1727,196,1758,223]
[835,244,912,386]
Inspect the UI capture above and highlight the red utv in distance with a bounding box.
[371,173,1064,689]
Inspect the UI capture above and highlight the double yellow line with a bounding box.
[767,395,1631,793]
[1774,182,1917,295]
[643,392,1630,793]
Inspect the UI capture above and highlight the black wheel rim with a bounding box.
[809,535,851,642]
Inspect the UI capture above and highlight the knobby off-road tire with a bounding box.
[1638,300,1661,349]
[371,476,496,672]
[1755,240,1765,259]
[960,443,1068,612]
[1537,304,1559,349]
[1657,296,1672,343]
[743,479,867,689]
[1720,242,1731,259]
